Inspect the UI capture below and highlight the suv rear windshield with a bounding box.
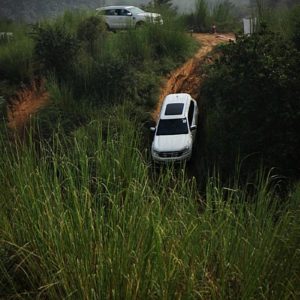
[165,103,184,115]
[157,118,188,135]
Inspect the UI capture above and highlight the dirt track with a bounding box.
[152,33,235,120]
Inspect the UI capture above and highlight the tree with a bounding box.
[195,0,209,32]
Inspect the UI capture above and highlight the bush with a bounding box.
[0,36,34,83]
[202,30,300,177]
[32,24,79,77]
[0,96,6,120]
[0,21,34,83]
[30,78,90,140]
[145,24,195,59]
[290,5,300,50]
[77,15,106,56]
[69,20,194,105]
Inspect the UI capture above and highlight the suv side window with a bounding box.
[105,9,117,16]
[117,9,129,16]
[115,9,128,16]
[122,9,131,16]
[188,101,194,126]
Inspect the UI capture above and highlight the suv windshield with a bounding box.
[128,7,145,14]
[157,118,188,136]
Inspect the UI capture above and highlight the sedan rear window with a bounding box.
[157,118,188,135]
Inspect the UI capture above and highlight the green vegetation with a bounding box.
[0,10,196,131]
[201,10,300,179]
[183,0,240,33]
[252,1,300,42]
[1,4,300,299]
[32,11,195,106]
[269,4,300,49]
[0,118,299,298]
[0,20,34,85]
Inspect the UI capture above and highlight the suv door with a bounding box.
[115,9,134,29]
[103,9,119,29]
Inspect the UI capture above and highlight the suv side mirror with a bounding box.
[150,127,156,132]
[126,12,132,16]
[190,125,197,131]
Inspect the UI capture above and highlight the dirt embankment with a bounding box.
[152,33,234,120]
[7,80,48,131]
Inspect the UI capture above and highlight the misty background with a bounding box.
[0,0,297,22]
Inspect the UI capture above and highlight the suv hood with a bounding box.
[138,12,161,18]
[153,134,192,152]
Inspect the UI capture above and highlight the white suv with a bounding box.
[151,93,199,163]
[96,6,163,30]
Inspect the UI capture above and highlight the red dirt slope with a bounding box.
[7,80,49,131]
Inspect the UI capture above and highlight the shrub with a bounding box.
[71,55,159,107]
[69,20,194,105]
[290,5,300,50]
[202,30,300,177]
[113,27,151,63]
[32,24,79,78]
[77,15,106,56]
[146,24,195,59]
[0,21,34,83]
[0,36,34,83]
[30,78,90,140]
[0,96,6,120]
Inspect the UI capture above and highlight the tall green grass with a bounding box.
[0,110,299,298]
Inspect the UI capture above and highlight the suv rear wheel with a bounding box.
[135,21,145,28]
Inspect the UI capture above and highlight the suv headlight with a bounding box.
[152,149,160,156]
[183,146,191,154]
